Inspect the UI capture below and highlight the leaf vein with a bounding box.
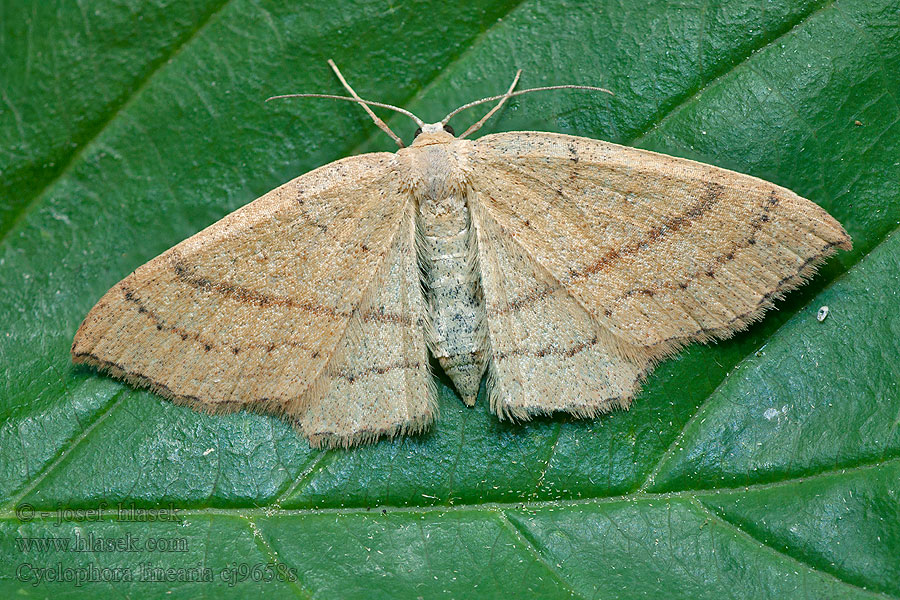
[0,0,235,244]
[497,511,590,600]
[689,498,893,599]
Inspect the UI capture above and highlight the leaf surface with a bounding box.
[1,0,898,597]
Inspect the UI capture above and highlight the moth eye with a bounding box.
[413,127,423,138]
[443,124,455,135]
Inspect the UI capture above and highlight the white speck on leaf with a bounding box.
[50,209,71,225]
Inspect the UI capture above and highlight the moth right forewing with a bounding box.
[469,131,850,350]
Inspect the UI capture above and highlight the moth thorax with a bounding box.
[399,142,471,201]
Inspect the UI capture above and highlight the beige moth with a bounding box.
[72,62,851,448]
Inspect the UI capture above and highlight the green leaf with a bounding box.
[2,0,898,597]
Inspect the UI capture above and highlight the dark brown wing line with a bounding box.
[119,285,310,355]
[169,258,411,325]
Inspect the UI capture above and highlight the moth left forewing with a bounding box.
[469,131,851,355]
[73,152,434,447]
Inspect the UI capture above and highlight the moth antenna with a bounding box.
[442,83,614,129]
[266,94,425,132]
[458,69,522,139]
[267,62,426,148]
[327,59,406,148]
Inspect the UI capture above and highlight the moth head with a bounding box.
[411,123,456,146]
[414,123,455,137]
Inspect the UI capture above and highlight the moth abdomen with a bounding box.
[417,185,487,406]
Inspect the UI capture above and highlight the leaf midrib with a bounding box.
[4,457,895,599]
[5,453,897,520]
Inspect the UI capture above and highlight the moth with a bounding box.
[72,62,851,448]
